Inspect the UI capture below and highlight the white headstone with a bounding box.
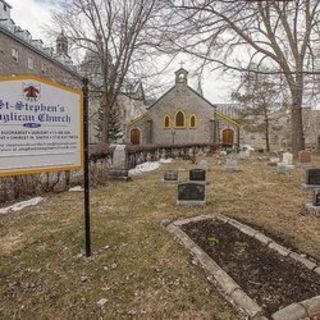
[198,160,209,171]
[282,152,293,165]
[238,150,250,160]
[112,145,127,169]
[224,159,239,172]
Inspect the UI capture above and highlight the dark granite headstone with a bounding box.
[164,170,178,181]
[306,169,320,186]
[178,183,205,202]
[313,190,320,206]
[189,169,206,181]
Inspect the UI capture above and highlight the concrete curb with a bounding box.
[165,214,320,320]
[166,221,265,319]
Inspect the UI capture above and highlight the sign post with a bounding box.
[82,78,91,257]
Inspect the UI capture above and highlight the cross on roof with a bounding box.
[179,61,185,68]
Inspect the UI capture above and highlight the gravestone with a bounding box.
[313,190,320,206]
[177,182,206,206]
[302,169,320,216]
[110,144,130,180]
[282,151,293,165]
[306,168,320,186]
[238,150,249,160]
[299,150,312,164]
[277,151,294,174]
[198,160,209,172]
[303,187,320,216]
[189,168,206,182]
[112,145,127,169]
[224,158,240,172]
[163,170,178,183]
[277,163,291,174]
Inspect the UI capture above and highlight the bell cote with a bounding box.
[175,68,188,85]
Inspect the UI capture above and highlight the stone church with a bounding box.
[127,68,240,146]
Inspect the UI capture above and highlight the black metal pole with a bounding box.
[82,78,91,257]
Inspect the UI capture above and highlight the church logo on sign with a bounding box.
[23,83,41,102]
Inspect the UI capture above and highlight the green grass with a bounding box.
[1,155,319,319]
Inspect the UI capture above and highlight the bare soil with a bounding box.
[182,219,320,316]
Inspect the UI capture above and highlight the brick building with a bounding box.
[0,0,82,89]
[127,68,240,146]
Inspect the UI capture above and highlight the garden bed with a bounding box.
[182,219,320,316]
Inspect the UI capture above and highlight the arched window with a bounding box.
[164,115,170,128]
[190,115,197,128]
[175,110,185,128]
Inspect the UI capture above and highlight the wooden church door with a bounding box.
[130,128,141,145]
[222,128,234,145]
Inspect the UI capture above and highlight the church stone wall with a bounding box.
[148,83,215,145]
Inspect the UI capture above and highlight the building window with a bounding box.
[12,48,19,62]
[175,110,185,128]
[190,115,197,128]
[164,115,170,128]
[28,57,34,69]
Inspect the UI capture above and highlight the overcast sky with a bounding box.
[6,0,235,103]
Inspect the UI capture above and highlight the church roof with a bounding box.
[146,83,217,111]
[174,67,188,74]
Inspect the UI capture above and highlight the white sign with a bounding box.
[0,76,83,177]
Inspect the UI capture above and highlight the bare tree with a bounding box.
[232,71,281,152]
[164,0,320,156]
[52,0,163,144]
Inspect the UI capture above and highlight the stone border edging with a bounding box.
[164,214,320,320]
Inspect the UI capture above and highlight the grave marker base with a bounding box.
[177,200,206,207]
[304,203,320,217]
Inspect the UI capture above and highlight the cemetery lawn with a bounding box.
[1,156,320,319]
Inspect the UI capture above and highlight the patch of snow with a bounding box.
[159,158,173,164]
[69,186,84,192]
[129,161,161,176]
[241,144,255,152]
[0,197,44,215]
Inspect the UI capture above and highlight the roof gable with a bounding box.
[147,84,217,111]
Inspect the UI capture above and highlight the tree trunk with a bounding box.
[101,94,111,145]
[263,102,270,153]
[290,88,304,158]
[265,117,270,153]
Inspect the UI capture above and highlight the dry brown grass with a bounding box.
[0,154,319,319]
